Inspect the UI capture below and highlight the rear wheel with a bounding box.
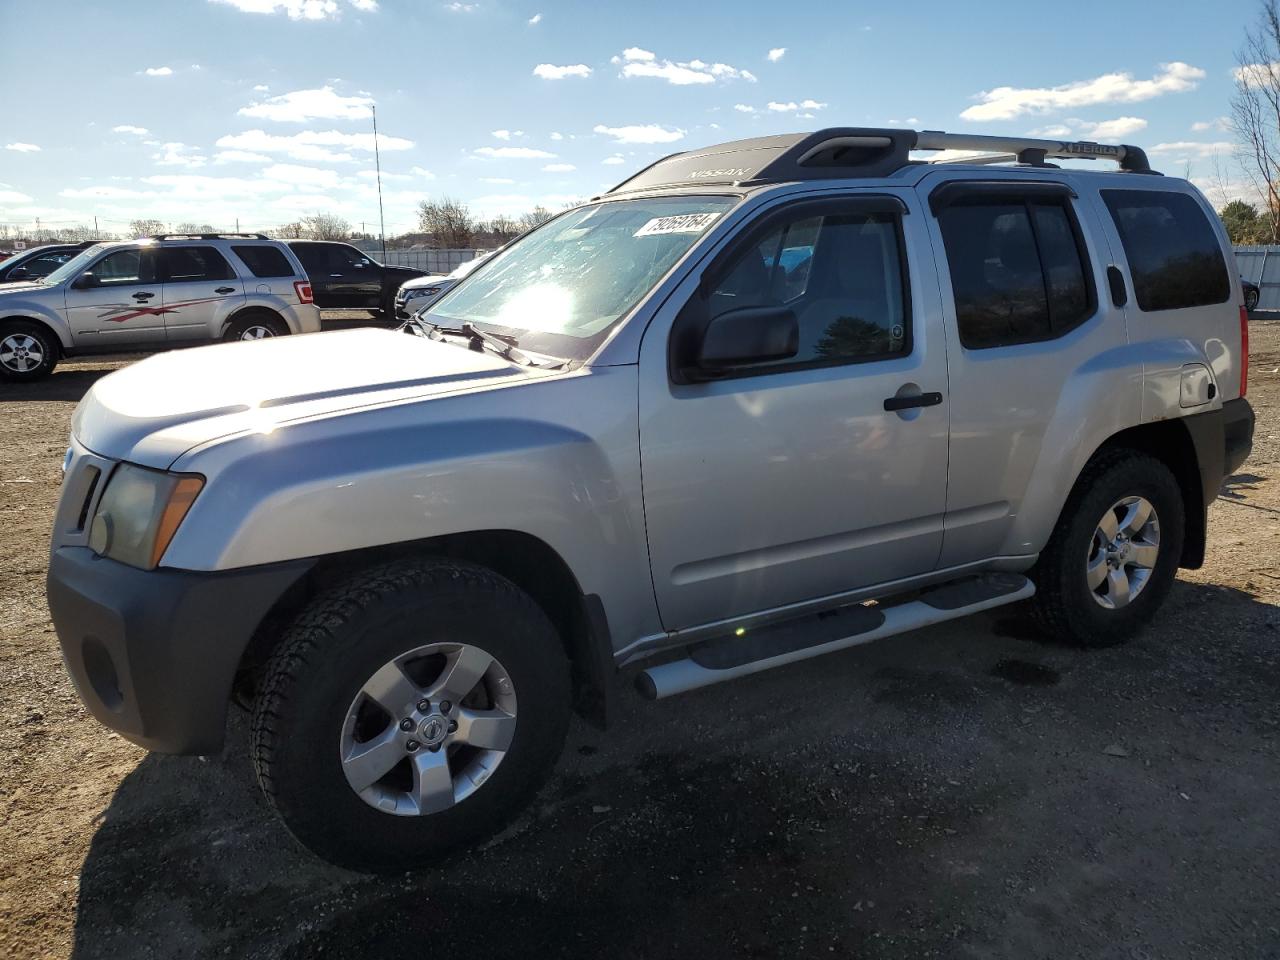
[0,321,58,382]
[1030,450,1184,647]
[251,559,571,871]
[1246,287,1260,311]
[224,311,288,341]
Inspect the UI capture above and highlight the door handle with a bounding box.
[883,391,943,412]
[132,292,155,301]
[214,286,235,294]
[1106,266,1128,307]
[329,273,343,278]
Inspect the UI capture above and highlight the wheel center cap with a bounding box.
[418,716,448,745]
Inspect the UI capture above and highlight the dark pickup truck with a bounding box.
[285,240,426,318]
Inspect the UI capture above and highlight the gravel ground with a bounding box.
[2,326,1278,960]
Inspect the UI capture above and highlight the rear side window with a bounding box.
[1101,190,1230,312]
[937,199,1093,349]
[161,246,235,282]
[233,244,293,278]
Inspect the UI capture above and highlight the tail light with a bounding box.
[1240,304,1250,398]
[294,280,314,304]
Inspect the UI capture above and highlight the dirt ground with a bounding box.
[2,325,1278,960]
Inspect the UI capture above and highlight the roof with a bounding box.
[604,127,1156,196]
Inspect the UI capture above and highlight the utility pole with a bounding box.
[236,216,240,233]
[94,216,98,237]
[372,104,388,263]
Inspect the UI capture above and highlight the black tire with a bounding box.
[0,320,59,382]
[251,558,571,871]
[1030,449,1184,647]
[223,311,288,342]
[1246,288,1260,312]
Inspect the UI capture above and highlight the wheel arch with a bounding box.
[0,313,69,352]
[234,529,613,729]
[222,304,289,337]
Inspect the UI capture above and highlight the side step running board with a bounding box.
[636,573,1035,700]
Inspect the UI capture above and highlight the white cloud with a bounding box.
[208,0,376,20]
[144,66,173,76]
[215,150,273,163]
[356,169,411,181]
[593,123,685,144]
[262,163,342,187]
[1149,140,1233,158]
[153,142,208,168]
[1234,61,1280,87]
[550,131,564,140]
[543,163,576,172]
[253,84,270,92]
[492,129,517,140]
[733,103,757,114]
[445,2,476,10]
[112,125,149,135]
[480,177,515,184]
[533,63,592,80]
[767,47,786,62]
[1192,116,1230,133]
[216,129,413,163]
[1027,124,1074,138]
[611,48,756,85]
[239,86,373,122]
[1078,116,1147,139]
[0,190,33,204]
[410,166,436,179]
[961,62,1205,121]
[474,145,557,159]
[527,12,541,23]
[602,154,626,165]
[767,99,827,113]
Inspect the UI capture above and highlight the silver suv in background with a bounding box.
[394,252,491,317]
[0,233,319,381]
[47,127,1254,870]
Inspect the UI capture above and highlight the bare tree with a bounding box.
[130,219,168,237]
[268,221,306,239]
[487,214,520,238]
[174,222,216,234]
[417,196,474,247]
[518,206,554,232]
[302,213,352,240]
[1232,0,1280,242]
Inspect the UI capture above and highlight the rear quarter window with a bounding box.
[232,245,295,278]
[1101,190,1230,312]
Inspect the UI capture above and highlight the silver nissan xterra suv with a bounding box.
[0,233,319,381]
[47,128,1255,870]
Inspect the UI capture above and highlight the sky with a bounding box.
[0,0,1263,238]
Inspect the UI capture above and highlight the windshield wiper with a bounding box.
[401,315,534,366]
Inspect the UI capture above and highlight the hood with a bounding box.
[384,264,426,277]
[399,273,450,291]
[0,280,54,295]
[73,327,530,468]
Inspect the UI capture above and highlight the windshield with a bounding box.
[426,195,737,360]
[41,243,111,285]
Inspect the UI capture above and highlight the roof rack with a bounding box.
[603,127,1157,195]
[148,233,272,241]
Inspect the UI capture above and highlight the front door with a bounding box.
[158,245,245,341]
[639,193,951,632]
[64,248,163,347]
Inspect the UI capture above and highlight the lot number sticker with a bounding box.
[634,213,721,237]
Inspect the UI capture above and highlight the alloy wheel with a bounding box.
[1086,495,1161,610]
[0,333,45,373]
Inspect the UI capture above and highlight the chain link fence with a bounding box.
[379,249,492,274]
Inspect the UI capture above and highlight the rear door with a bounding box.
[63,247,163,346]
[159,245,245,341]
[322,243,382,307]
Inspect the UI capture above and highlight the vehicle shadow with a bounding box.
[68,578,1280,959]
[0,366,119,403]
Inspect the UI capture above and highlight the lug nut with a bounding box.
[417,699,431,713]
[439,700,452,714]
[399,718,414,731]
[406,740,420,752]
[447,719,458,733]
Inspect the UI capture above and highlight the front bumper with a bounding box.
[47,547,313,754]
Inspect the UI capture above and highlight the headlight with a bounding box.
[88,464,204,570]
[408,287,441,300]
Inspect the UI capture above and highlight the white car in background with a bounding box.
[394,254,490,317]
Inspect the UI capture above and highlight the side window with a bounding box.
[708,210,909,367]
[24,252,73,278]
[232,245,293,278]
[335,245,372,270]
[161,246,235,283]
[89,249,155,286]
[1101,190,1230,312]
[937,198,1092,349]
[291,245,325,272]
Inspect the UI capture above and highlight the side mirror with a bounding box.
[71,273,95,290]
[694,305,799,377]
[10,266,30,280]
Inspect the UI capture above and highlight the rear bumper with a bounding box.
[1223,397,1255,477]
[47,547,313,754]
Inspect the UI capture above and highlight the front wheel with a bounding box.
[251,559,571,871]
[0,321,59,382]
[1030,450,1184,647]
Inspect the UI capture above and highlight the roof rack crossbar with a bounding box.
[912,131,1153,173]
[148,233,272,241]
